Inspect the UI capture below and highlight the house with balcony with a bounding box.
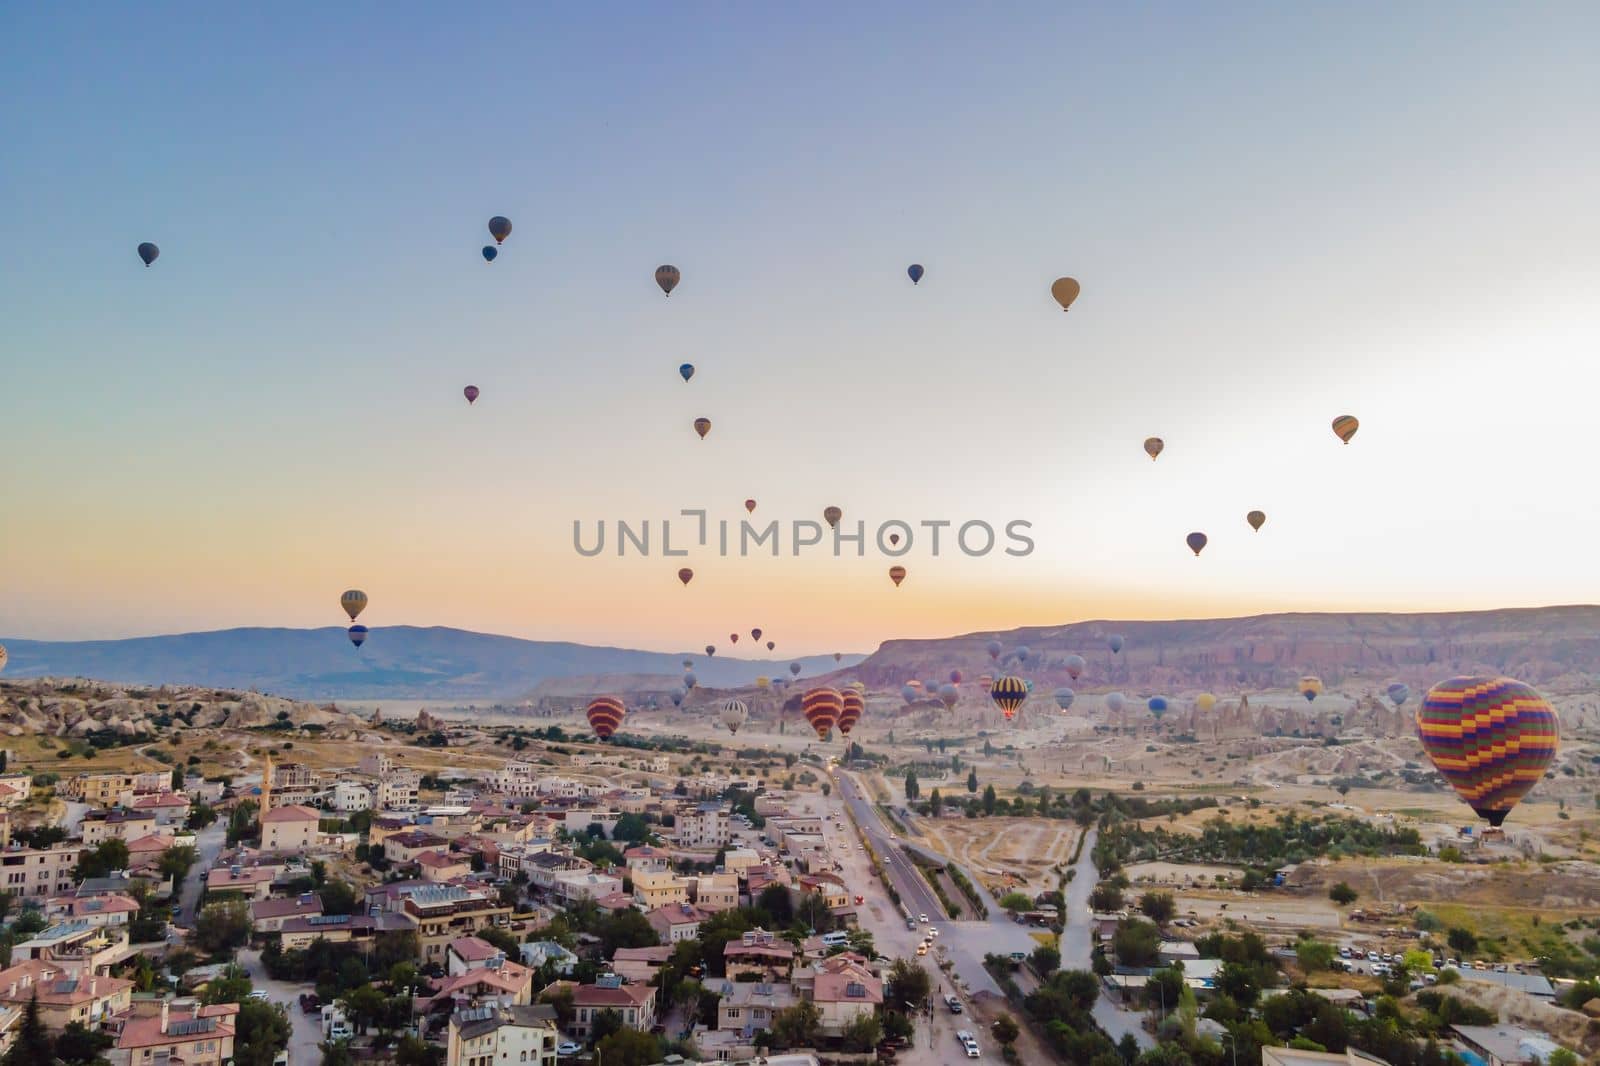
[112,998,238,1066]
[0,961,133,1028]
[444,1003,559,1066]
[569,975,656,1037]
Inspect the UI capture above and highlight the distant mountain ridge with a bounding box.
[0,627,861,700]
[844,605,1600,696]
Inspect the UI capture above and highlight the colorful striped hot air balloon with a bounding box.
[803,687,842,740]
[586,696,626,740]
[990,676,1028,720]
[1299,676,1323,702]
[1332,415,1359,444]
[347,625,368,649]
[838,690,864,736]
[1417,677,1559,826]
[340,589,368,622]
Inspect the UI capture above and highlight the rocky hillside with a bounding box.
[0,677,365,739]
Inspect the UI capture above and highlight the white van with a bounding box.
[820,931,850,948]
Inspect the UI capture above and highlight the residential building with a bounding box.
[249,894,324,933]
[622,845,671,876]
[383,831,452,865]
[325,781,373,813]
[264,762,321,809]
[1449,1024,1568,1066]
[445,1003,558,1066]
[259,805,320,852]
[570,975,656,1037]
[276,913,413,951]
[722,847,761,880]
[645,903,714,943]
[128,793,191,827]
[46,894,140,930]
[0,960,133,1028]
[551,870,622,903]
[15,921,131,976]
[811,958,883,1035]
[1,845,85,899]
[376,772,420,810]
[717,979,797,1033]
[519,941,579,976]
[64,772,168,807]
[632,868,690,911]
[114,999,238,1066]
[610,945,672,985]
[675,803,729,849]
[80,809,160,846]
[359,753,395,778]
[205,866,276,901]
[424,959,535,1011]
[403,886,512,965]
[691,873,739,913]
[724,929,795,981]
[1260,1050,1394,1066]
[416,850,472,882]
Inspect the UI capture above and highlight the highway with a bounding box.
[834,772,946,922]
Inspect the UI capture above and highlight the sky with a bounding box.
[2,3,1597,653]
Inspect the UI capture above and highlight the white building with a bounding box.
[327,781,374,813]
[676,802,730,849]
[446,1003,559,1066]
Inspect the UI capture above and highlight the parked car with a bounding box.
[556,1042,581,1056]
[945,994,963,1014]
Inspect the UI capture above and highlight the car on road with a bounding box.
[556,1041,581,1056]
[945,994,963,1014]
[905,917,917,930]
[248,990,271,1002]
[929,927,939,937]
[919,913,929,923]
[916,943,928,956]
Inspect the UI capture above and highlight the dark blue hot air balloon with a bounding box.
[907,264,924,285]
[482,246,498,262]
[347,625,368,649]
[137,243,159,267]
[679,363,695,383]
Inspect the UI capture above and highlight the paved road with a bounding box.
[176,822,226,927]
[1059,829,1153,1051]
[238,947,324,1066]
[834,774,946,922]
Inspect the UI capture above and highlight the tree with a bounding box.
[598,908,659,955]
[929,789,943,816]
[1215,961,1262,1008]
[3,996,51,1066]
[158,845,198,883]
[840,1010,883,1052]
[1547,1050,1579,1066]
[998,892,1033,914]
[477,925,521,958]
[1447,927,1478,954]
[904,770,920,801]
[757,884,794,926]
[982,784,997,816]
[202,965,253,1004]
[967,770,979,794]
[595,1028,660,1066]
[1328,882,1358,906]
[1138,892,1177,924]
[1144,968,1184,1011]
[194,901,252,954]
[1112,919,1161,968]
[54,1021,113,1065]
[1031,944,1061,975]
[1296,940,1336,972]
[770,1000,821,1049]
[319,881,359,916]
[887,957,931,1009]
[992,1013,1019,1047]
[234,999,291,1066]
[1090,883,1125,912]
[74,839,130,881]
[589,1008,624,1045]
[341,986,386,1034]
[613,813,650,844]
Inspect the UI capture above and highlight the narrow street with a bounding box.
[238,947,325,1066]
[1059,828,1153,1051]
[176,821,226,927]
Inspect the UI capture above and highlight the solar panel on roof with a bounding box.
[308,914,351,926]
[168,1018,218,1037]
[846,982,866,998]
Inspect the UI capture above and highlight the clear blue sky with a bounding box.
[3,3,1597,649]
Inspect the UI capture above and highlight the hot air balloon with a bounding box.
[137,242,159,267]
[790,662,802,677]
[1186,532,1208,557]
[1050,277,1081,312]
[1108,635,1124,654]
[744,499,757,513]
[683,670,698,689]
[1299,676,1323,702]
[693,418,712,440]
[721,698,748,735]
[347,625,368,649]
[1105,692,1126,715]
[838,690,864,736]
[1065,655,1085,681]
[751,628,762,642]
[1387,682,1410,707]
[823,506,842,529]
[1332,415,1359,444]
[728,634,739,645]
[586,696,626,740]
[706,644,717,657]
[907,264,924,285]
[1143,437,1164,461]
[1418,677,1559,826]
[949,669,963,684]
[986,640,1003,661]
[901,684,919,705]
[682,659,695,669]
[340,590,368,622]
[669,688,686,707]
[888,565,906,587]
[766,641,775,651]
[755,676,770,690]
[1148,696,1168,720]
[990,676,1028,720]
[888,533,901,547]
[488,217,512,244]
[463,385,480,405]
[1247,510,1266,532]
[938,683,959,709]
[655,265,680,296]
[1014,646,1032,666]
[481,246,497,262]
[803,687,842,740]
[833,652,842,662]
[1195,693,1217,715]
[678,568,694,585]
[1054,687,1076,712]
[677,363,696,383]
